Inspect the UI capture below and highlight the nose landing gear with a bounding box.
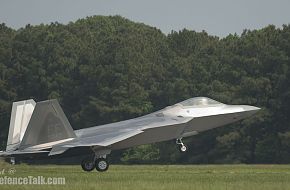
[176,138,187,152]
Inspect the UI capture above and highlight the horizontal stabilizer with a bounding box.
[0,150,50,157]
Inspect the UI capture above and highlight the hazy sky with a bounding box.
[0,0,290,37]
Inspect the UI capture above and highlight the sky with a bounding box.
[0,0,290,37]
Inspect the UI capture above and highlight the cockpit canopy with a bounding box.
[177,97,223,107]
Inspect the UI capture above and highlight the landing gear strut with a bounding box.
[176,138,187,152]
[10,157,16,165]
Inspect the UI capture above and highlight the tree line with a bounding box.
[0,15,290,164]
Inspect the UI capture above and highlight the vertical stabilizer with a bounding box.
[6,99,36,151]
[19,99,76,150]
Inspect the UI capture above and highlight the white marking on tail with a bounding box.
[6,99,36,151]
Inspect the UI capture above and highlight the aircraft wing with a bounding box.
[49,113,193,156]
[49,129,144,155]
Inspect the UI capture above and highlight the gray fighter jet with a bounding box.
[0,97,260,172]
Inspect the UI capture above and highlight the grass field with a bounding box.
[0,162,290,190]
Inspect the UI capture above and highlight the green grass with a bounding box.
[0,162,290,190]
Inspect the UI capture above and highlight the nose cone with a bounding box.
[241,105,261,117]
[242,105,261,112]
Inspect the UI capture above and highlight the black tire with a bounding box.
[95,158,109,172]
[81,158,95,172]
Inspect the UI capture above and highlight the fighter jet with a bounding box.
[0,97,260,172]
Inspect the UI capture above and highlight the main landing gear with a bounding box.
[81,157,95,172]
[176,138,187,152]
[95,158,109,172]
[81,156,109,172]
